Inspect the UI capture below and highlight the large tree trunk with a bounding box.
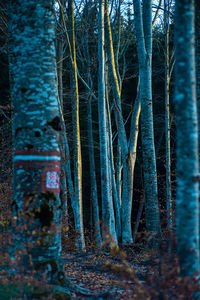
[175,0,199,276]
[195,1,200,164]
[133,0,160,243]
[8,0,66,284]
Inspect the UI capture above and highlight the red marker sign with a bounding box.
[14,150,61,194]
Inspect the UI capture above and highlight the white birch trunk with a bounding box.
[68,0,85,250]
[133,0,161,242]
[164,0,172,228]
[105,0,141,244]
[98,0,117,243]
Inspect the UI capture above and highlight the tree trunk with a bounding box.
[164,0,172,229]
[195,1,200,162]
[133,0,161,243]
[68,0,85,250]
[8,0,66,285]
[105,0,141,244]
[175,0,199,276]
[98,0,117,243]
[56,0,68,220]
[83,0,102,247]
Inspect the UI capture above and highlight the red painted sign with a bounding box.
[14,150,61,194]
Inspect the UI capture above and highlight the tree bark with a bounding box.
[8,0,66,284]
[98,0,117,244]
[105,0,141,244]
[133,0,161,243]
[164,0,172,229]
[175,0,199,276]
[68,0,85,250]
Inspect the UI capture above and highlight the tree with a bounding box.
[164,0,172,229]
[7,1,99,297]
[67,0,85,250]
[175,0,199,276]
[133,0,161,242]
[81,0,102,247]
[195,1,200,159]
[98,0,117,243]
[8,0,67,282]
[105,0,141,244]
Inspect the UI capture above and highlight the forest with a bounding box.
[0,0,200,299]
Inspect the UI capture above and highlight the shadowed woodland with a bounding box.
[0,0,200,299]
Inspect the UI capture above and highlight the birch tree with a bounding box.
[133,0,161,242]
[164,0,172,229]
[83,0,102,247]
[98,0,117,244]
[56,0,68,220]
[105,0,141,244]
[68,0,85,250]
[175,0,199,276]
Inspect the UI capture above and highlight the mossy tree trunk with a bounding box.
[7,0,67,285]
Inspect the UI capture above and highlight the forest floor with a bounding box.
[62,244,160,299]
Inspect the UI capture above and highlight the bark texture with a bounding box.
[164,0,172,228]
[175,0,199,276]
[68,0,85,250]
[98,0,117,243]
[8,0,66,283]
[133,0,160,241]
[105,0,141,244]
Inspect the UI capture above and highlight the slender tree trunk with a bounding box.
[68,0,85,250]
[105,77,121,240]
[116,140,122,209]
[98,0,117,243]
[133,196,144,244]
[133,0,160,242]
[175,0,199,276]
[83,0,102,247]
[164,0,172,229]
[56,0,68,220]
[87,94,102,246]
[105,0,141,244]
